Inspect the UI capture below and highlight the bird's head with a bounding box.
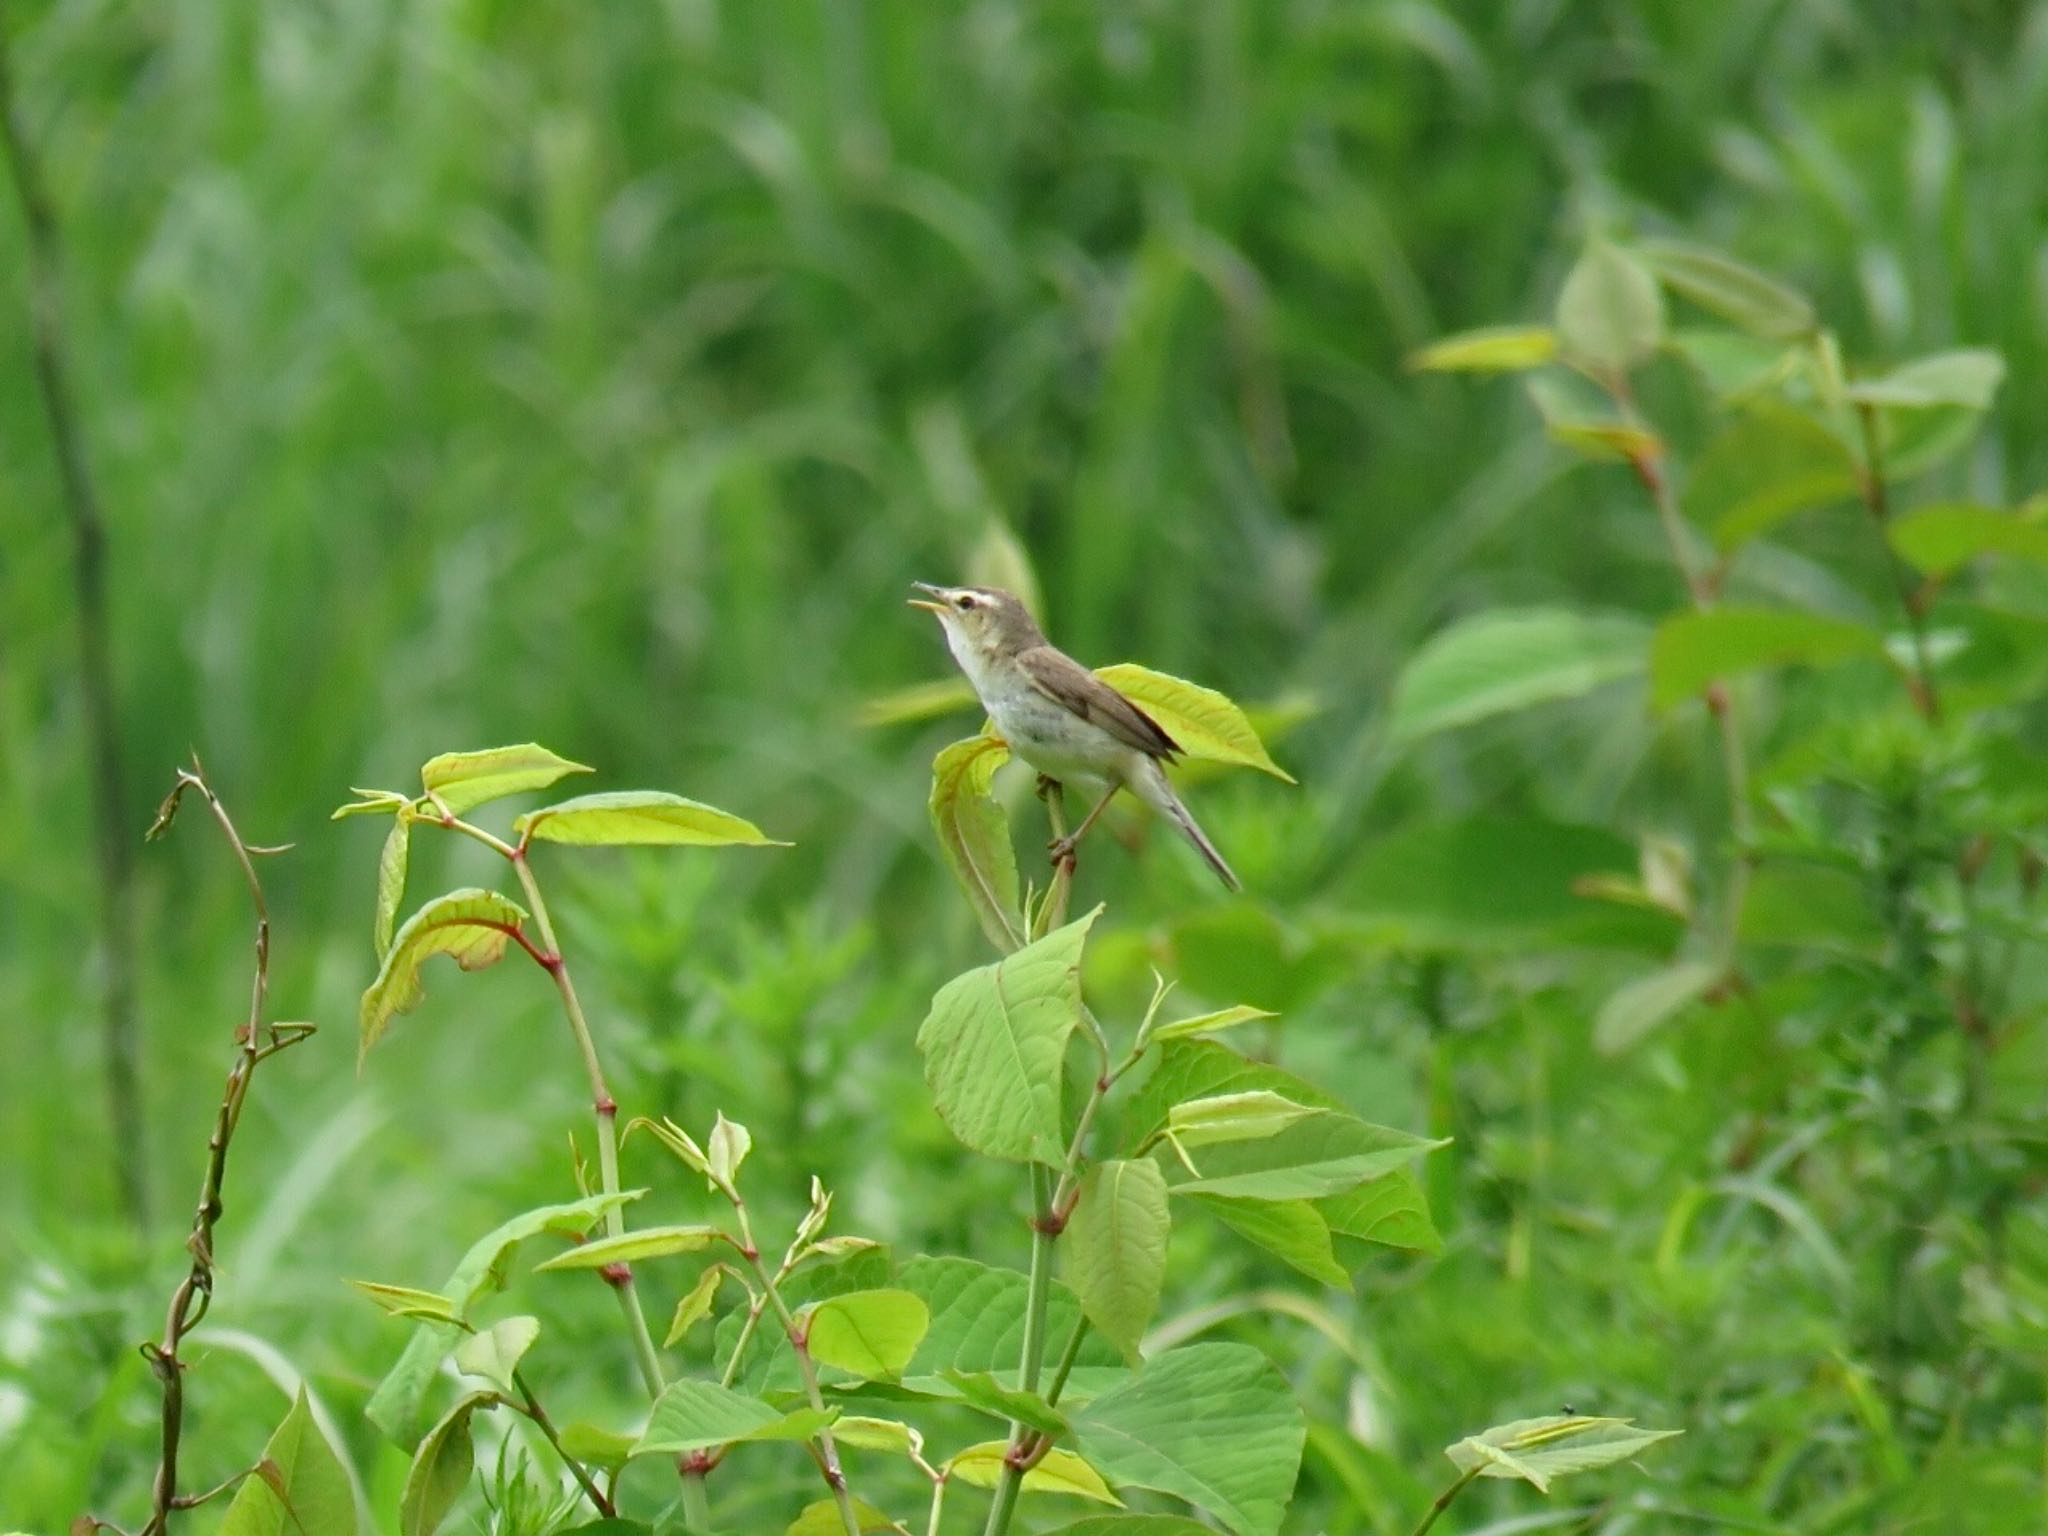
[908,583,1042,662]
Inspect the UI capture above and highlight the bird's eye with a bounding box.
[956,594,977,611]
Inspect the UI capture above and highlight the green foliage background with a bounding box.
[3,2,2044,1532]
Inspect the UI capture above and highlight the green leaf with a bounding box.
[894,1255,1128,1401]
[946,1443,1121,1503]
[559,1422,636,1471]
[1168,1092,1319,1149]
[1594,961,1720,1055]
[332,788,409,820]
[917,910,1099,1163]
[374,816,411,959]
[1316,1171,1443,1256]
[1445,1415,1681,1495]
[452,1315,538,1396]
[1637,240,1815,340]
[708,1111,752,1187]
[349,1280,460,1323]
[1889,503,2048,576]
[804,1289,931,1379]
[664,1265,729,1347]
[1173,1111,1442,1200]
[1092,665,1294,782]
[1126,1040,1342,1145]
[219,1389,354,1536]
[532,1224,724,1271]
[832,1416,926,1455]
[929,734,1022,951]
[1062,1159,1170,1361]
[1145,1004,1277,1045]
[513,790,784,848]
[1667,330,1799,400]
[939,1370,1072,1435]
[1073,1343,1304,1536]
[358,888,530,1061]
[1408,325,1558,373]
[1040,1519,1215,1536]
[420,743,592,815]
[365,1190,643,1445]
[787,1497,907,1535]
[1555,239,1664,374]
[1388,608,1649,743]
[401,1393,491,1536]
[1185,1195,1348,1288]
[1846,349,2004,410]
[1649,607,1886,708]
[633,1380,837,1456]
[1683,406,1860,550]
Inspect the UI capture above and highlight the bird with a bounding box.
[909,582,1241,891]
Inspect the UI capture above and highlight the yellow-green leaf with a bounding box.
[219,1389,354,1536]
[359,888,530,1061]
[804,1289,931,1379]
[349,1280,460,1323]
[832,1416,925,1456]
[420,743,592,815]
[533,1225,724,1272]
[453,1315,538,1396]
[787,1496,908,1535]
[946,1442,1121,1504]
[664,1265,729,1347]
[1446,1415,1681,1494]
[514,790,784,848]
[1146,1004,1278,1045]
[1637,240,1815,340]
[1061,1159,1170,1360]
[1409,325,1558,374]
[374,816,410,960]
[1093,665,1293,782]
[1555,239,1664,374]
[930,734,1022,952]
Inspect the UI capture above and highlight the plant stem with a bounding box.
[983,1162,1058,1536]
[513,1368,613,1518]
[138,768,315,1536]
[1855,401,1942,721]
[736,1204,863,1536]
[510,848,666,1400]
[1410,1465,1483,1536]
[925,1476,948,1536]
[679,1471,713,1531]
[0,0,148,1231]
[1043,1315,1091,1407]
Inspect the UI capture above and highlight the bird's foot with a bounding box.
[1048,833,1079,869]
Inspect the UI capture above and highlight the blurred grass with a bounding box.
[4,1,2047,1531]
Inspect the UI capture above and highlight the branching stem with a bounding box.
[136,766,315,1536]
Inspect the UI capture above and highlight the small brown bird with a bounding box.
[909,583,1240,891]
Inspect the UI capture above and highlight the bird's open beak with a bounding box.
[907,581,948,613]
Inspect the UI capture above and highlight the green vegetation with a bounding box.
[4,4,2044,1534]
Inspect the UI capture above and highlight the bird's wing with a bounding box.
[1019,646,1180,760]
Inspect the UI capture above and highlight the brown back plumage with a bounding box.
[1016,644,1181,760]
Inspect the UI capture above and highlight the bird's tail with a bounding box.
[1131,758,1241,892]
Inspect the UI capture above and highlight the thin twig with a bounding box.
[136,765,316,1536]
[0,0,147,1228]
